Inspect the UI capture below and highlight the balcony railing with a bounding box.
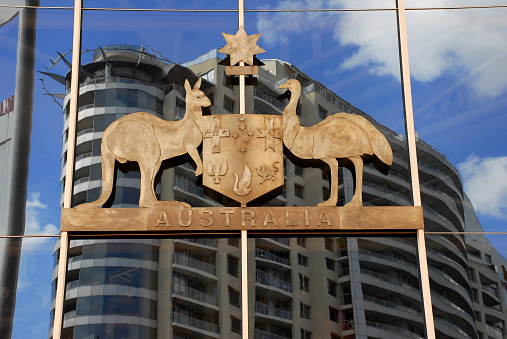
[172,312,219,334]
[486,325,503,339]
[76,128,94,138]
[256,270,291,292]
[364,295,420,315]
[482,284,498,297]
[178,238,218,248]
[173,252,216,276]
[174,285,217,306]
[255,302,292,320]
[254,89,284,110]
[268,238,289,246]
[254,329,290,339]
[256,248,290,266]
[361,268,417,291]
[366,320,422,339]
[359,249,417,269]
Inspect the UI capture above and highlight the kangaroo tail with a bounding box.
[76,143,116,209]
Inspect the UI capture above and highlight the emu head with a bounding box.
[278,79,301,93]
[184,78,211,109]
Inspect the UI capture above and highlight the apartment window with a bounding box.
[472,288,479,302]
[301,329,312,339]
[328,280,337,297]
[294,183,304,199]
[224,96,235,112]
[318,105,327,119]
[228,255,239,277]
[300,302,311,319]
[329,307,339,323]
[228,238,239,248]
[485,254,492,264]
[298,254,308,266]
[475,311,481,322]
[469,268,476,282]
[326,257,335,271]
[229,287,240,307]
[231,316,241,334]
[297,237,306,248]
[295,165,304,177]
[299,274,310,292]
[325,238,334,251]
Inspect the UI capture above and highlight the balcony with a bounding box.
[173,284,218,306]
[177,238,218,248]
[255,302,292,320]
[255,248,290,266]
[366,320,422,339]
[364,295,420,316]
[254,329,290,339]
[173,253,216,276]
[173,312,219,335]
[256,270,291,293]
[486,325,503,339]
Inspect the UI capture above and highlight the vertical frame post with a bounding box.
[396,1,435,338]
[52,0,83,338]
[238,2,248,338]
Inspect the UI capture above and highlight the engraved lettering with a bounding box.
[304,210,309,226]
[220,210,235,227]
[285,211,298,226]
[155,211,170,227]
[317,211,332,226]
[199,210,213,227]
[178,209,193,227]
[263,212,278,226]
[242,210,255,227]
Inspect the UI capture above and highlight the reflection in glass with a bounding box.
[249,236,425,338]
[55,237,241,338]
[83,0,237,10]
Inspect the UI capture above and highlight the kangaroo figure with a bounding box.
[78,78,210,208]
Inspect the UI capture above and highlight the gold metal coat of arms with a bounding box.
[202,114,283,205]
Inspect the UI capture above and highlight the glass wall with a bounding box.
[1,1,507,339]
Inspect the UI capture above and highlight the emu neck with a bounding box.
[282,86,302,148]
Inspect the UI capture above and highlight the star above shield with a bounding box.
[219,26,266,66]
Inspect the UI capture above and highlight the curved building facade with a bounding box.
[47,46,506,339]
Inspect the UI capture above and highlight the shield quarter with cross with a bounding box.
[202,114,284,205]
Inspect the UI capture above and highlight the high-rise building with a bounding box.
[45,45,507,339]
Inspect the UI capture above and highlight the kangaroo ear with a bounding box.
[194,77,202,90]
[184,79,191,93]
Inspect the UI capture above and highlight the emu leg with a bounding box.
[318,158,338,207]
[346,156,363,207]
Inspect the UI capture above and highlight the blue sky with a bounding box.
[1,2,507,337]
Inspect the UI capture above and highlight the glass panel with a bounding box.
[2,236,59,338]
[1,0,73,8]
[427,233,507,339]
[406,0,507,8]
[248,235,424,338]
[245,10,411,207]
[1,7,73,235]
[52,236,241,338]
[83,0,237,10]
[246,0,396,10]
[408,8,507,234]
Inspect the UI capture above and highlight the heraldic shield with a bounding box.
[202,114,284,205]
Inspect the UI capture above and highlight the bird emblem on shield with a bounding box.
[202,114,283,205]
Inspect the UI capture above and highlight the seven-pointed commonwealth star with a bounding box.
[219,26,266,66]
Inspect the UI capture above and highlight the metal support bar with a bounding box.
[396,1,435,338]
[53,0,83,338]
[241,230,248,339]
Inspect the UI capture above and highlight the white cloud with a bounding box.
[23,192,59,252]
[458,155,507,219]
[256,0,507,98]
